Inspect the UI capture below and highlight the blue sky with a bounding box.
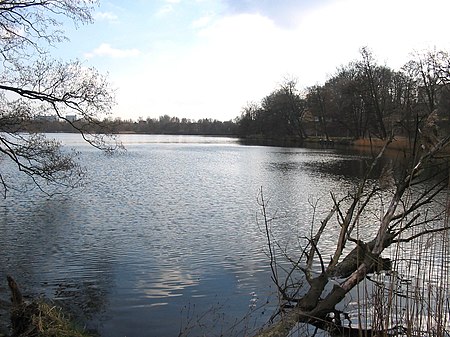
[58,0,450,121]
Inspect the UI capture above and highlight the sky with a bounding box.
[59,0,450,122]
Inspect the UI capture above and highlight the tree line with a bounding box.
[118,115,237,135]
[237,47,450,142]
[30,115,238,136]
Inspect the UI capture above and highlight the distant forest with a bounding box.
[30,115,238,136]
[30,47,450,141]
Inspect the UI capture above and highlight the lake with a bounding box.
[0,134,422,336]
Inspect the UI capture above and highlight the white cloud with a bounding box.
[94,11,119,22]
[111,14,297,120]
[191,14,214,29]
[107,0,450,121]
[85,43,141,59]
[156,4,176,17]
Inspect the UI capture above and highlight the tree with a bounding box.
[0,1,118,197]
[254,119,450,336]
[237,101,262,137]
[356,47,394,139]
[237,79,307,141]
[260,79,306,139]
[404,49,450,114]
[389,69,417,137]
[322,65,367,138]
[306,85,330,140]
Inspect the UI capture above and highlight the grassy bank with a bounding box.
[5,276,93,337]
[10,301,92,337]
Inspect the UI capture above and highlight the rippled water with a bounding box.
[0,134,390,336]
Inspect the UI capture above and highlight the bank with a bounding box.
[1,276,93,337]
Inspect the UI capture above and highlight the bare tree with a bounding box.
[356,47,396,139]
[254,123,450,336]
[306,85,330,141]
[403,49,450,114]
[0,1,119,197]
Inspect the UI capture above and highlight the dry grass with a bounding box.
[353,136,450,154]
[11,300,92,337]
[353,136,412,151]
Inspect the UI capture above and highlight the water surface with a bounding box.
[0,134,394,336]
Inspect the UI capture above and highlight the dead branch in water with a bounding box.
[254,129,450,336]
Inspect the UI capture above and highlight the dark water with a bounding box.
[0,134,400,336]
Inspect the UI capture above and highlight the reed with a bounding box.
[362,214,450,337]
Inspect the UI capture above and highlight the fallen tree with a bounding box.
[254,115,450,336]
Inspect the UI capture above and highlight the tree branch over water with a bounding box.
[0,1,120,197]
[254,126,450,336]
